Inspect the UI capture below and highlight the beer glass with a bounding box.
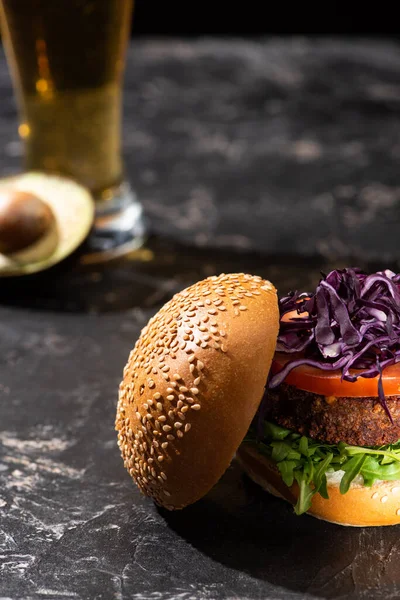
[0,0,144,260]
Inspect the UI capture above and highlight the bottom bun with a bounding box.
[237,444,400,527]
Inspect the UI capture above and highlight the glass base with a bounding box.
[80,181,146,264]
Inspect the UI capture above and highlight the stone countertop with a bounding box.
[2,38,400,600]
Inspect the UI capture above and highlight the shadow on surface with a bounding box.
[161,460,400,599]
[0,233,397,314]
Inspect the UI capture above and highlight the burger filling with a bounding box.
[247,268,400,515]
[246,415,400,516]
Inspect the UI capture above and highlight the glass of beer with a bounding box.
[0,0,144,261]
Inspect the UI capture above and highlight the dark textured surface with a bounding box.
[2,38,400,599]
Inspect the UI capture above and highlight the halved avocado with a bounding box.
[0,172,95,276]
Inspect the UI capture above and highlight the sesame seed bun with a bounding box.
[116,273,279,509]
[237,444,400,527]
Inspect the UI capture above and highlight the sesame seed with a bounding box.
[198,361,204,370]
[162,425,172,432]
[180,342,187,350]
[148,399,154,406]
[174,422,183,429]
[163,490,171,496]
[239,306,247,311]
[183,335,190,341]
[186,397,194,404]
[188,355,196,363]
[158,476,163,484]
[166,387,174,393]
[146,413,152,420]
[190,364,195,373]
[181,405,189,413]
[136,412,141,420]
[158,455,164,462]
[148,380,155,388]
[178,394,185,401]
[191,388,199,395]
[194,377,201,386]
[221,344,227,353]
[201,342,208,349]
[143,403,148,410]
[152,367,158,374]
[381,495,388,503]
[177,430,184,438]
[158,415,167,422]
[154,392,161,400]
[173,374,182,381]
[392,487,400,493]
[162,373,169,381]
[148,458,154,464]
[168,410,174,419]
[153,440,159,447]
[234,309,240,316]
[178,412,185,420]
[161,442,168,450]
[162,365,170,372]
[397,509,400,516]
[161,472,167,480]
[177,400,183,409]
[208,309,217,315]
[167,434,175,441]
[179,386,188,393]
[191,404,201,410]
[157,402,163,411]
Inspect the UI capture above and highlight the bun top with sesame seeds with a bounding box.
[116,272,279,509]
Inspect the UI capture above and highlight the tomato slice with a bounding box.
[271,352,400,397]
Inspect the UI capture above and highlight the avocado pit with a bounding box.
[0,188,55,254]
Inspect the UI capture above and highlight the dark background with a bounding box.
[131,1,398,37]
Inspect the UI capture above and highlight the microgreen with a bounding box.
[245,421,400,515]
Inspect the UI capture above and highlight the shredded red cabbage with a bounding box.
[268,268,400,422]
